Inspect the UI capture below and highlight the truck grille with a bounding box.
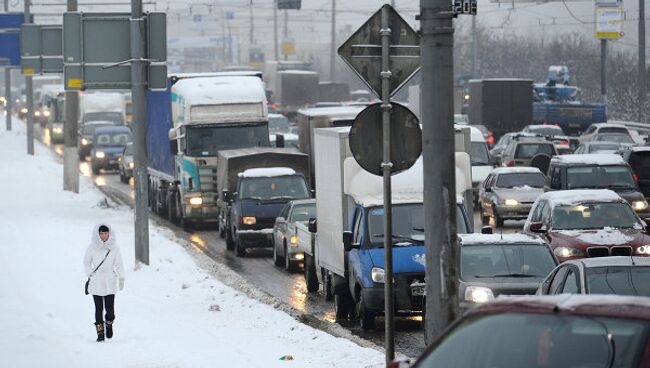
[198,167,218,192]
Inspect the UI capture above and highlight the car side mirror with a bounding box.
[343,231,355,251]
[275,134,285,148]
[276,216,285,224]
[308,218,317,233]
[485,187,492,193]
[481,226,493,234]
[530,222,546,233]
[222,189,231,202]
[310,189,315,197]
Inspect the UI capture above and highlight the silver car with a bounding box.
[479,167,546,227]
[118,142,134,183]
[272,199,316,273]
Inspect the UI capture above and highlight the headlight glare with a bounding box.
[95,151,105,158]
[53,127,62,133]
[242,216,256,225]
[632,200,649,211]
[636,245,650,255]
[371,267,386,283]
[128,162,134,169]
[43,110,50,117]
[504,199,519,206]
[465,286,495,303]
[290,235,298,246]
[81,138,89,145]
[189,197,203,206]
[34,110,41,117]
[553,247,584,258]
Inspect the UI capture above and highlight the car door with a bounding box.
[479,174,493,215]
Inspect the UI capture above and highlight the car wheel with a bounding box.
[356,294,375,331]
[273,239,284,266]
[334,292,354,321]
[304,254,319,292]
[284,242,298,273]
[226,223,235,251]
[235,236,246,257]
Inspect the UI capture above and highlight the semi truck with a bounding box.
[146,73,270,228]
[216,148,310,256]
[300,127,473,330]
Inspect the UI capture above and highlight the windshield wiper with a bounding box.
[268,195,296,200]
[373,233,418,243]
[492,273,540,278]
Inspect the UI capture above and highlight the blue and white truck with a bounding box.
[146,72,270,228]
[304,127,473,330]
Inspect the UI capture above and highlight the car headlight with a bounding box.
[242,216,256,225]
[553,247,584,258]
[95,151,105,158]
[128,162,134,169]
[52,127,62,133]
[81,138,89,145]
[20,108,27,113]
[632,200,649,211]
[34,111,41,117]
[189,197,203,206]
[371,267,386,283]
[43,110,50,117]
[290,235,298,246]
[636,245,650,255]
[465,286,495,303]
[504,199,519,206]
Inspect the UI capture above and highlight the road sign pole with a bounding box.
[24,0,34,155]
[131,0,150,265]
[380,5,395,365]
[601,39,608,109]
[639,0,646,125]
[5,67,11,131]
[63,0,79,193]
[421,0,459,343]
[273,0,279,61]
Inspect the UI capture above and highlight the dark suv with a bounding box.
[545,153,650,218]
[618,146,650,201]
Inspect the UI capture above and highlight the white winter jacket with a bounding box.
[84,223,125,296]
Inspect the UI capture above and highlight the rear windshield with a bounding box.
[596,133,634,144]
[566,165,635,190]
[629,152,650,180]
[515,143,555,159]
[587,266,650,296]
[599,127,629,134]
[589,143,620,153]
[495,173,545,188]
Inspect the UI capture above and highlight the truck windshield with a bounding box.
[239,176,309,201]
[471,142,490,165]
[186,124,270,157]
[84,112,124,125]
[566,165,635,190]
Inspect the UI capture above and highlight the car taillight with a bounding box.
[507,160,515,167]
[560,140,569,145]
[488,135,495,145]
[634,172,639,183]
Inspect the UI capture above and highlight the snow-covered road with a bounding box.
[0,117,384,367]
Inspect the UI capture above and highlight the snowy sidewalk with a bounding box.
[0,118,384,368]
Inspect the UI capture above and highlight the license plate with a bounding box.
[411,283,425,296]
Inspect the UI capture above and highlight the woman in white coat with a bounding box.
[84,223,125,342]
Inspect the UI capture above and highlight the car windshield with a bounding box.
[238,176,309,201]
[460,244,556,280]
[367,204,468,246]
[589,143,621,153]
[529,126,564,136]
[552,202,641,230]
[185,124,270,157]
[82,123,112,135]
[289,203,316,222]
[471,142,490,165]
[95,132,132,147]
[566,165,635,190]
[268,115,291,133]
[587,266,650,296]
[84,112,123,125]
[596,133,634,144]
[496,173,545,188]
[515,143,555,159]
[415,313,648,368]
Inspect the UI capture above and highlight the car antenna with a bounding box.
[630,253,636,266]
[500,223,504,240]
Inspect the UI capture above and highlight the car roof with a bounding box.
[550,153,626,166]
[537,189,624,207]
[467,294,650,321]
[563,256,650,268]
[491,167,543,175]
[458,233,547,246]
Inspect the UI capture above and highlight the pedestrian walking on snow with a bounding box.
[84,224,125,342]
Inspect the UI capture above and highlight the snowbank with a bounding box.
[0,117,383,368]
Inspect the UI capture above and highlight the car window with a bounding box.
[561,267,580,294]
[289,204,316,223]
[550,167,562,189]
[279,203,290,219]
[574,145,584,154]
[549,267,569,294]
[530,200,546,223]
[629,151,650,181]
[540,202,551,225]
[495,173,545,188]
[460,244,556,280]
[585,126,596,134]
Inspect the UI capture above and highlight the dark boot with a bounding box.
[105,320,113,339]
[95,322,105,342]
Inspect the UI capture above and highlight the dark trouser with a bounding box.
[92,294,115,324]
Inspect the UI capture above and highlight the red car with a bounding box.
[523,189,650,262]
[401,294,650,368]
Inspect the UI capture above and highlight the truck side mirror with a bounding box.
[308,218,317,233]
[343,231,354,251]
[169,139,178,154]
[530,222,546,233]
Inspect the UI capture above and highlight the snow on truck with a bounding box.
[80,92,126,126]
[146,73,270,228]
[298,127,473,330]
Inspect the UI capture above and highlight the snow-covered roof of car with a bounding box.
[172,76,266,106]
[491,167,543,175]
[563,256,650,268]
[525,124,564,132]
[550,153,625,165]
[459,233,546,245]
[239,167,296,178]
[537,189,624,207]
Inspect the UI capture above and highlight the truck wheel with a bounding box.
[334,293,354,321]
[284,243,298,273]
[273,241,284,266]
[167,192,178,224]
[324,272,334,301]
[226,224,235,250]
[304,254,319,293]
[235,236,246,257]
[356,294,375,331]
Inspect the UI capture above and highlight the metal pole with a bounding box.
[273,0,279,61]
[249,0,254,46]
[421,0,458,344]
[4,0,8,12]
[329,0,336,81]
[131,0,150,265]
[5,68,11,131]
[380,6,394,364]
[639,0,646,125]
[283,9,288,61]
[24,0,34,155]
[471,14,477,78]
[601,39,608,110]
[64,0,79,193]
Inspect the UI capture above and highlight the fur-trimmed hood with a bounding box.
[91,222,117,249]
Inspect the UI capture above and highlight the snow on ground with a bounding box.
[0,118,384,368]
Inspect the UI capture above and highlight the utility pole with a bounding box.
[273,0,278,61]
[64,0,79,193]
[24,0,34,155]
[5,68,11,131]
[601,39,608,110]
[283,9,288,61]
[329,0,335,81]
[130,0,150,265]
[639,0,646,125]
[420,0,459,344]
[471,15,477,78]
[249,0,254,47]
